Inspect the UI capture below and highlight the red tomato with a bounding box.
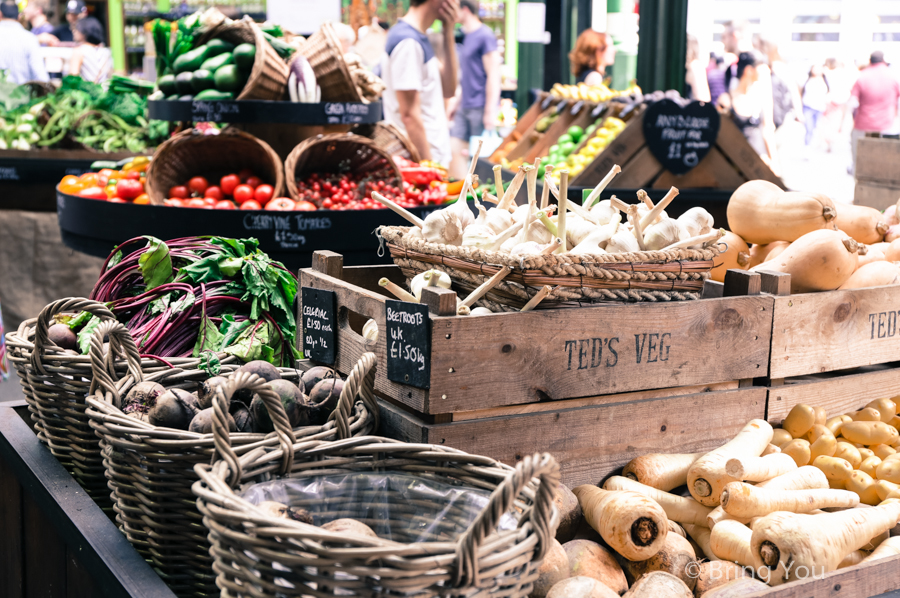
[233,184,255,205]
[115,179,144,200]
[254,184,274,204]
[109,197,127,203]
[188,176,209,195]
[214,200,236,210]
[240,199,262,210]
[238,168,254,182]
[265,197,295,210]
[245,176,263,189]
[220,174,240,196]
[124,170,141,180]
[204,185,223,201]
[169,185,189,199]
[187,198,209,209]
[165,198,184,207]
[203,196,217,206]
[77,186,107,200]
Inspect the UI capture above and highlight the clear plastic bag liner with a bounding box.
[241,471,517,544]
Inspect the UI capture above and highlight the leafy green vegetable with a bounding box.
[138,237,174,290]
[107,249,123,269]
[193,315,225,357]
[198,351,221,376]
[67,311,93,330]
[76,315,103,355]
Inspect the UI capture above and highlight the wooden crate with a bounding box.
[488,92,553,164]
[300,254,774,418]
[854,137,900,210]
[519,100,599,165]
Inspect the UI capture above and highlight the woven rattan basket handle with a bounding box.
[87,320,144,406]
[454,452,560,588]
[31,297,117,375]
[327,352,378,438]
[211,372,297,487]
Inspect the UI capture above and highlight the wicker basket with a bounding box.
[199,17,289,101]
[192,373,559,597]
[352,121,422,163]
[86,353,379,598]
[378,225,720,308]
[284,132,402,202]
[297,22,361,103]
[145,127,284,204]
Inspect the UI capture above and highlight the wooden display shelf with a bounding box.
[489,92,559,164]
[855,137,900,210]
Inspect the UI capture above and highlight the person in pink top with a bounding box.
[850,51,900,175]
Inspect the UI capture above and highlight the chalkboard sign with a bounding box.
[147,100,383,125]
[385,299,431,389]
[301,287,336,364]
[643,100,720,175]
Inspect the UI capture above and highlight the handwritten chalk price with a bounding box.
[385,300,431,388]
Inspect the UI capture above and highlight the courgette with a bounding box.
[157,74,177,95]
[200,52,233,73]
[174,71,194,94]
[191,69,216,92]
[233,43,256,71]
[205,38,235,58]
[194,89,235,101]
[214,64,246,93]
[173,44,209,74]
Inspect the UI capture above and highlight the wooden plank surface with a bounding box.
[0,456,24,598]
[24,497,66,598]
[614,146,664,188]
[428,295,772,413]
[715,117,785,188]
[854,180,900,211]
[380,387,766,487]
[745,555,900,598]
[769,286,900,379]
[855,137,900,188]
[767,365,900,422]
[67,546,101,598]
[653,146,747,191]
[489,93,548,163]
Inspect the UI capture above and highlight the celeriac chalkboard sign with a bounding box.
[385,300,431,389]
[643,99,720,175]
[301,287,336,364]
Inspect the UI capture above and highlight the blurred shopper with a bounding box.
[724,52,779,170]
[569,29,616,86]
[0,1,49,83]
[69,17,111,83]
[333,22,356,54]
[707,53,727,105]
[801,65,829,146]
[685,35,710,102]
[758,36,802,130]
[25,0,55,43]
[52,0,88,43]
[849,51,900,174]
[449,0,501,178]
[379,0,459,166]
[822,58,855,153]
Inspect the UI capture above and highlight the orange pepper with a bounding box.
[79,172,99,186]
[133,194,150,205]
[444,179,465,195]
[105,185,118,199]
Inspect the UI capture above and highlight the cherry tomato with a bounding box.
[165,198,184,207]
[169,185,189,199]
[238,168,254,182]
[133,194,150,205]
[109,197,127,203]
[239,199,262,210]
[254,184,274,204]
[220,174,240,196]
[245,176,263,189]
[233,184,255,205]
[187,198,209,209]
[188,176,209,196]
[78,186,107,200]
[214,200,236,210]
[265,197,295,210]
[204,185,223,201]
[125,170,141,180]
[294,200,317,211]
[116,179,144,200]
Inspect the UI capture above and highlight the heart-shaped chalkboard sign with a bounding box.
[642,99,720,175]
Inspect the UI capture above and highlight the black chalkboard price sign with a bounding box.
[301,287,336,364]
[385,300,431,389]
[643,99,721,175]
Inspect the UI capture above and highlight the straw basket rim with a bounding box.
[298,21,362,103]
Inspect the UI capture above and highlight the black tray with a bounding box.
[148,100,383,125]
[56,190,464,270]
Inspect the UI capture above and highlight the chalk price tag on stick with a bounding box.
[301,287,336,364]
[385,299,431,389]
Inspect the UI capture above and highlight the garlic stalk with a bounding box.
[545,178,598,224]
[410,270,451,300]
[639,186,679,231]
[379,278,417,302]
[643,218,683,250]
[541,238,563,254]
[536,210,558,236]
[498,165,527,212]
[459,266,513,308]
[457,305,471,316]
[482,220,525,251]
[521,285,555,312]
[540,164,554,210]
[609,196,630,215]
[493,164,503,196]
[482,190,499,205]
[638,189,655,211]
[637,190,666,225]
[627,205,648,251]
[584,164,622,208]
[571,219,619,254]
[371,191,425,228]
[662,228,725,251]
[677,207,714,238]
[555,170,569,254]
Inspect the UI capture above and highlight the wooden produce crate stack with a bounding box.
[488,92,554,164]
[300,252,773,486]
[854,137,900,210]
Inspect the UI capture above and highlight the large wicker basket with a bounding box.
[297,22,361,102]
[352,121,422,162]
[199,17,289,101]
[86,353,379,598]
[192,373,559,597]
[284,132,402,202]
[378,225,720,308]
[145,127,284,204]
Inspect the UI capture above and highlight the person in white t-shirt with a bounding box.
[379,0,459,166]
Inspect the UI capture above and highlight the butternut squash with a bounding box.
[886,224,900,243]
[748,241,790,267]
[885,239,900,262]
[711,231,751,282]
[885,204,899,226]
[835,203,889,244]
[727,180,837,244]
[838,261,900,290]
[857,246,886,268]
[750,229,859,293]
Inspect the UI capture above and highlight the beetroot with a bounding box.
[231,404,255,433]
[198,376,229,409]
[122,381,166,418]
[48,323,77,351]
[149,388,199,429]
[300,366,336,392]
[234,361,282,403]
[251,380,308,431]
[308,378,344,425]
[189,407,236,434]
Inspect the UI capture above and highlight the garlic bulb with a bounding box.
[500,236,518,253]
[566,215,595,247]
[362,319,379,342]
[523,220,553,244]
[509,241,543,257]
[511,203,532,223]
[407,226,424,240]
[571,220,619,254]
[462,209,494,247]
[422,210,463,245]
[643,218,682,250]
[677,207,714,238]
[485,206,514,234]
[469,307,494,316]
[409,270,452,300]
[590,200,619,225]
[606,229,642,253]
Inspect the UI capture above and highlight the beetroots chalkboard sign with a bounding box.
[301,287,336,365]
[385,300,431,389]
[643,100,720,175]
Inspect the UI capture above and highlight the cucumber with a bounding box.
[157,74,177,96]
[174,71,194,94]
[200,52,233,73]
[178,94,194,101]
[173,44,209,74]
[233,43,256,71]
[194,89,235,101]
[214,64,246,93]
[191,69,216,92]
[166,94,180,101]
[205,38,235,58]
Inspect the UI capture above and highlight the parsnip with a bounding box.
[622,452,705,492]
[862,536,900,562]
[707,506,750,529]
[750,500,900,585]
[683,523,716,561]
[709,519,754,566]
[693,562,750,598]
[762,443,782,456]
[710,467,828,529]
[720,481,859,518]
[668,520,687,538]
[688,419,773,507]
[837,550,867,569]
[725,453,797,482]
[603,476,712,527]
[573,485,668,561]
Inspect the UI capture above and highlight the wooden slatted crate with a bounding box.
[854,137,900,210]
